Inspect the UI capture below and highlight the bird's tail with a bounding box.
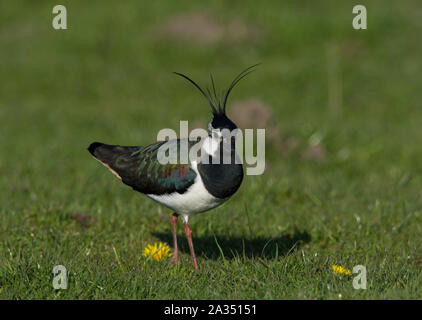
[88,142,141,180]
[88,142,139,164]
[88,142,115,163]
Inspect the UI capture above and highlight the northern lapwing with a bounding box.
[88,65,257,270]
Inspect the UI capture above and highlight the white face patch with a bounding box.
[202,133,221,157]
[207,120,214,132]
[201,126,241,165]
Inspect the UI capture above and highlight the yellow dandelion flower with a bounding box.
[331,264,352,276]
[143,242,172,261]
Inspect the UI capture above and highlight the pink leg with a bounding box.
[170,213,179,265]
[184,223,199,271]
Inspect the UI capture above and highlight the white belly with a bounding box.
[147,161,227,222]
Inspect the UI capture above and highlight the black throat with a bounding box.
[197,139,244,199]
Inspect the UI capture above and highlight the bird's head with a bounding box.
[174,64,259,139]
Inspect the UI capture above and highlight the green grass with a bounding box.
[1,0,422,299]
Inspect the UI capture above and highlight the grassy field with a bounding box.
[1,0,422,299]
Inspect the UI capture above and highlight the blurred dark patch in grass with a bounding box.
[69,212,95,228]
[151,11,263,45]
[153,229,311,260]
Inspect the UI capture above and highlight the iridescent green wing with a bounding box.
[89,140,197,195]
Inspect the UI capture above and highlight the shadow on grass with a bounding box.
[152,229,311,260]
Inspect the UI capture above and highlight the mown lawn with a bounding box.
[0,0,421,299]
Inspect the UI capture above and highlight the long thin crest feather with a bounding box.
[222,63,260,113]
[210,73,219,110]
[174,64,259,116]
[173,72,217,114]
[210,73,226,113]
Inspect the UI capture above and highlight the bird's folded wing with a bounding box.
[89,140,197,195]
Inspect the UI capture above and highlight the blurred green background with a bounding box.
[0,0,421,299]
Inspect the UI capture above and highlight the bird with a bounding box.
[88,65,258,270]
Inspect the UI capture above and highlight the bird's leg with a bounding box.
[170,213,179,265]
[184,223,199,271]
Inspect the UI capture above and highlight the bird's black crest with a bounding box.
[173,64,260,116]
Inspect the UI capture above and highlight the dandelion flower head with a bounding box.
[332,264,352,276]
[143,242,172,261]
